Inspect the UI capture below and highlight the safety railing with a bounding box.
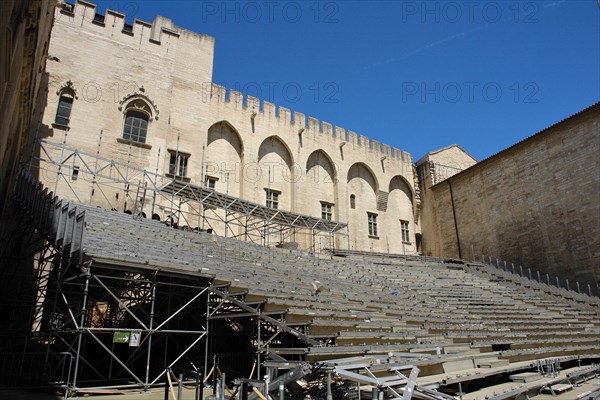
[481,255,599,298]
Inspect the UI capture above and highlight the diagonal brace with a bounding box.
[93,275,148,330]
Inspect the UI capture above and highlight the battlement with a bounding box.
[59,0,213,47]
[55,1,408,164]
[209,83,412,163]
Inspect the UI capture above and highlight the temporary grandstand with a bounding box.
[3,162,599,400]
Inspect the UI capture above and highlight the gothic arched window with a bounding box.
[122,100,151,143]
[54,84,77,127]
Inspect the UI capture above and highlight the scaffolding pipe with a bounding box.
[145,273,158,386]
[71,272,91,392]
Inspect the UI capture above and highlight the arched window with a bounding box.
[350,194,356,209]
[54,82,77,128]
[55,93,74,126]
[54,93,73,126]
[123,109,149,143]
[118,94,158,147]
[121,98,153,143]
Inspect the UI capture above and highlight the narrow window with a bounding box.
[401,220,410,243]
[55,95,73,126]
[350,194,356,209]
[169,153,177,175]
[321,202,333,221]
[123,110,149,143]
[167,150,190,178]
[367,212,378,237]
[178,154,188,177]
[265,189,280,209]
[205,176,217,189]
[72,165,79,181]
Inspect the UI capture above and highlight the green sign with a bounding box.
[113,331,131,343]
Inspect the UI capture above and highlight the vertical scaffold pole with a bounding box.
[72,271,91,391]
[204,288,211,384]
[256,317,261,380]
[145,272,158,386]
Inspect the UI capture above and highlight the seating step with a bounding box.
[461,382,526,400]
[509,372,542,383]
[541,383,574,394]
[444,344,474,354]
[476,358,510,368]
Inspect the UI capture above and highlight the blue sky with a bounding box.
[91,0,599,161]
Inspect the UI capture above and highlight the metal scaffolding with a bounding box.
[4,169,320,393]
[30,139,348,252]
[9,168,600,400]
[162,179,346,247]
[38,258,211,390]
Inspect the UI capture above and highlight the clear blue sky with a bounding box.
[91,0,599,161]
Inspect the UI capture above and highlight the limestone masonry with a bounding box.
[33,0,598,290]
[417,104,600,292]
[39,0,418,254]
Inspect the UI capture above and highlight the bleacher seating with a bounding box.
[75,199,600,359]
[13,170,600,398]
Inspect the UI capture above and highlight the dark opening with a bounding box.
[491,343,511,351]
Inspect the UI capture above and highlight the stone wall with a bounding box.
[425,104,600,292]
[0,0,56,217]
[416,145,477,257]
[0,0,56,358]
[37,0,419,254]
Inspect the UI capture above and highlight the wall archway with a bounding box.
[205,121,244,197]
[207,121,243,156]
[346,162,379,248]
[258,136,293,168]
[388,175,415,249]
[306,149,337,218]
[388,175,414,208]
[347,162,378,195]
[256,136,295,210]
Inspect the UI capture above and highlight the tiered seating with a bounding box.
[13,173,600,397]
[75,204,600,364]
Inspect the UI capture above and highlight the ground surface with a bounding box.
[2,380,599,399]
[0,387,219,399]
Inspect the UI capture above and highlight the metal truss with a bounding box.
[162,180,346,233]
[8,170,322,393]
[29,139,348,251]
[204,285,319,384]
[46,259,211,389]
[328,356,457,400]
[11,168,461,400]
[11,169,210,391]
